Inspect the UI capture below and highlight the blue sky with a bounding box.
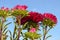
[0,0,60,40]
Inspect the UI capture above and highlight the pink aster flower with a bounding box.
[12,5,27,10]
[1,7,9,11]
[1,7,5,10]
[29,28,36,33]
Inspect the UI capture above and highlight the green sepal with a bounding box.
[25,32,41,39]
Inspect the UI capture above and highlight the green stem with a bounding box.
[0,17,6,40]
[0,29,2,40]
[31,38,34,40]
[0,22,3,40]
[17,15,21,40]
[43,26,47,40]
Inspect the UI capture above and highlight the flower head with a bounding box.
[1,7,9,11]
[0,7,9,17]
[29,11,43,23]
[42,13,57,27]
[12,5,27,10]
[20,11,44,26]
[21,16,29,24]
[43,13,57,24]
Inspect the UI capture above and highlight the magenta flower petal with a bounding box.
[29,28,36,33]
[29,11,44,23]
[12,5,27,10]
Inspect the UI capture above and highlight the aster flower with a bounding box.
[29,28,36,33]
[43,13,57,27]
[11,5,28,25]
[1,7,9,12]
[12,5,27,11]
[43,13,57,24]
[29,11,43,23]
[19,11,43,30]
[0,7,9,18]
[11,5,28,18]
[20,11,44,25]
[15,5,27,10]
[21,16,29,24]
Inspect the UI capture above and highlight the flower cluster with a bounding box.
[0,5,58,40]
[20,12,57,30]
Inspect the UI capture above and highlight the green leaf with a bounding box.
[23,37,28,40]
[4,22,12,27]
[8,30,13,40]
[4,30,8,35]
[46,35,52,39]
[13,24,17,38]
[22,22,28,29]
[3,27,8,33]
[14,34,18,40]
[2,22,12,33]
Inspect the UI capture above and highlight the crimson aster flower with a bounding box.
[21,11,44,24]
[42,13,57,27]
[29,11,43,23]
[21,16,29,24]
[20,12,43,30]
[43,13,57,24]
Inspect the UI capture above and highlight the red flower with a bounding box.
[21,16,29,24]
[29,12,43,23]
[43,13,57,24]
[16,15,29,25]
[12,5,27,10]
[21,12,43,24]
[16,12,43,25]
